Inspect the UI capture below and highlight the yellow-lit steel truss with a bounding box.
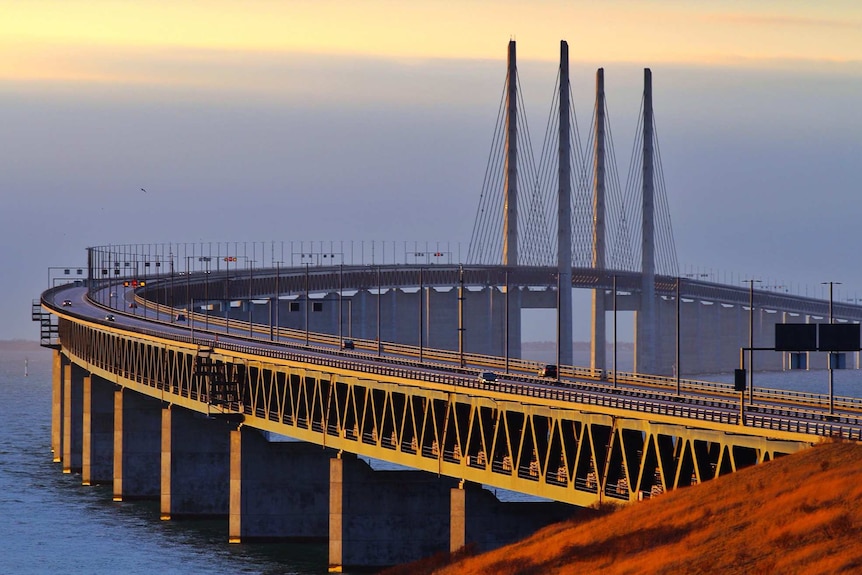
[58,317,814,508]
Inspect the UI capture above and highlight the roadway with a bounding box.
[43,280,862,441]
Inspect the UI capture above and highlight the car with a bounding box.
[61,299,72,307]
[341,339,355,350]
[175,313,186,322]
[128,302,138,309]
[538,364,558,378]
[104,314,115,322]
[479,371,497,384]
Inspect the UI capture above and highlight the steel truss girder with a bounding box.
[58,318,812,507]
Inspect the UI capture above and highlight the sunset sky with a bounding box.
[2,1,861,342]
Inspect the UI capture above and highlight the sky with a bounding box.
[2,1,861,342]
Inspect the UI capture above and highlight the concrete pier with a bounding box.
[160,406,232,520]
[329,455,457,571]
[329,457,574,571]
[62,363,84,474]
[229,429,333,543]
[52,351,64,463]
[82,374,114,486]
[113,388,162,501]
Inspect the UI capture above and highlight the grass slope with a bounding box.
[387,441,862,575]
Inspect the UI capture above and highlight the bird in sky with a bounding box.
[141,188,147,193]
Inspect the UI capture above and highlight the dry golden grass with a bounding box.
[419,441,862,575]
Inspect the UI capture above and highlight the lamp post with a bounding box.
[743,279,761,403]
[184,256,193,324]
[199,256,211,330]
[458,265,465,368]
[676,276,681,396]
[248,259,255,337]
[419,267,424,362]
[555,271,561,377]
[305,262,310,346]
[613,274,617,388]
[823,281,841,415]
[377,266,382,356]
[339,263,344,344]
[224,253,230,334]
[505,267,510,374]
[273,261,282,342]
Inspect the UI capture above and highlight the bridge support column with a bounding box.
[52,351,66,463]
[160,406,232,520]
[229,428,332,543]
[329,454,457,572]
[451,482,574,554]
[82,374,114,486]
[450,485,466,552]
[113,388,162,501]
[62,364,84,474]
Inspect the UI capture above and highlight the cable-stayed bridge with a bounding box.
[35,40,862,571]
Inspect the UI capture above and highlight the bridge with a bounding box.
[35,40,862,571]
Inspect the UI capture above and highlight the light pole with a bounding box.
[419,267,424,362]
[184,256,193,324]
[555,271,561,377]
[613,274,617,388]
[224,254,230,334]
[200,256,211,330]
[339,263,344,344]
[377,266,382,356]
[248,259,255,337]
[305,262,310,346]
[273,261,282,342]
[823,281,841,415]
[504,267,510,374]
[458,265,465,368]
[743,278,761,403]
[676,276,681,396]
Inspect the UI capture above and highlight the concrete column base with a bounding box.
[329,455,458,572]
[82,375,114,486]
[113,389,161,501]
[229,429,333,543]
[161,406,232,520]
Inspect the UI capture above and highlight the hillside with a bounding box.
[384,440,862,575]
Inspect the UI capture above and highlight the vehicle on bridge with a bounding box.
[62,299,72,307]
[341,339,354,350]
[175,313,186,322]
[104,314,115,322]
[479,371,497,384]
[538,364,557,378]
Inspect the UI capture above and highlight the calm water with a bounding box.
[3,346,861,575]
[0,347,331,575]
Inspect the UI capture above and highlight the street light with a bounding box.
[418,267,424,362]
[743,278,762,403]
[377,266,382,356]
[458,265,465,368]
[676,276,681,396]
[248,259,255,337]
[200,256,211,330]
[504,267,510,374]
[305,262,310,346]
[273,261,282,342]
[612,274,618,388]
[822,281,841,415]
